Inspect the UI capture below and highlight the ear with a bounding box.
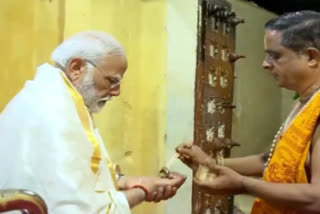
[65,58,86,83]
[305,48,320,68]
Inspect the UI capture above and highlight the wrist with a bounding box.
[132,187,147,200]
[240,175,249,194]
[118,175,130,190]
[131,185,150,200]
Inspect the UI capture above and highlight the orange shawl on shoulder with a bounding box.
[251,91,320,214]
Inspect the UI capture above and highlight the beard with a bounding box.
[76,64,111,113]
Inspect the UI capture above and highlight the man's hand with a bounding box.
[194,165,245,195]
[150,171,186,202]
[176,143,214,170]
[118,172,187,202]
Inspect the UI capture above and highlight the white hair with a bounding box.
[51,31,125,67]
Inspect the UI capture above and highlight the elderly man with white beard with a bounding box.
[0,31,186,214]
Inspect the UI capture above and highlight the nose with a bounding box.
[262,59,272,70]
[109,85,120,97]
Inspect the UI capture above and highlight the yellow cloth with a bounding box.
[251,91,320,214]
[60,72,119,189]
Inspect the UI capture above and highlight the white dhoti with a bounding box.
[0,64,131,214]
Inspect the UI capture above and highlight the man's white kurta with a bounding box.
[0,64,131,214]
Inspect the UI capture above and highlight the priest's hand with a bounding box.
[176,143,214,170]
[194,165,245,195]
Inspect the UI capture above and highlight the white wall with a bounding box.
[230,0,280,158]
[165,0,198,213]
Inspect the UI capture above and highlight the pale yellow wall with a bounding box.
[0,0,63,111]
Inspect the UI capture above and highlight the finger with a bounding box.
[154,187,165,202]
[168,176,187,189]
[166,187,177,199]
[146,191,158,202]
[178,155,191,165]
[178,155,193,163]
[168,171,185,178]
[176,147,194,156]
[177,155,185,161]
[177,158,194,170]
[176,141,193,152]
[172,178,185,189]
[183,142,193,148]
[182,154,191,159]
[176,174,187,187]
[162,185,173,200]
[210,164,225,174]
[176,143,189,152]
[178,155,187,161]
[172,187,177,195]
[193,177,212,188]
